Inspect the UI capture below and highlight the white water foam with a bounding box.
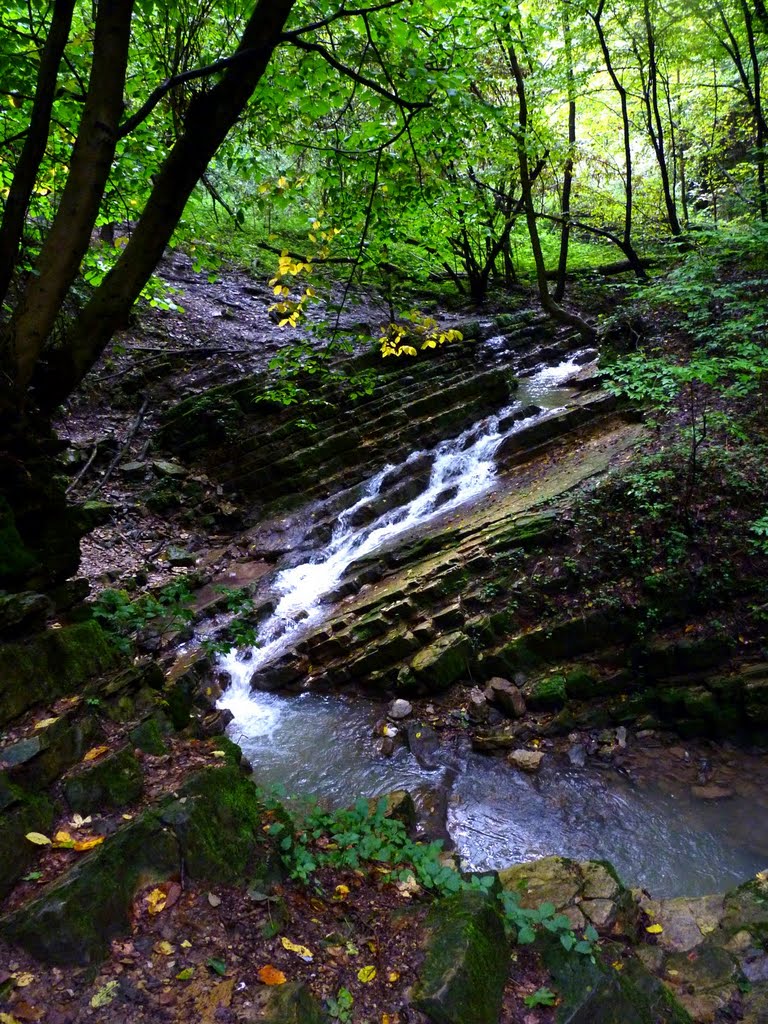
[218,356,584,726]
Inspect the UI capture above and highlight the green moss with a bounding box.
[64,747,143,815]
[0,496,38,584]
[160,765,265,884]
[529,674,567,710]
[128,717,169,755]
[410,632,471,690]
[412,890,509,1024]
[0,790,55,899]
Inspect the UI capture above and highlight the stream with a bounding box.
[218,355,768,898]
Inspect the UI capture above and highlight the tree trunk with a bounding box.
[554,8,576,303]
[641,0,682,235]
[1,0,135,399]
[506,38,595,340]
[34,0,297,412]
[0,0,77,306]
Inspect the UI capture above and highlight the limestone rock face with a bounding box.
[411,889,509,1024]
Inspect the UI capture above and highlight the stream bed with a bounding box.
[218,354,768,899]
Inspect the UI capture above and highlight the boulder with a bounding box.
[410,632,471,691]
[406,722,442,770]
[507,749,544,772]
[411,890,509,1024]
[387,698,413,720]
[64,746,144,814]
[484,676,526,718]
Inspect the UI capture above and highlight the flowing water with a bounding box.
[219,355,768,898]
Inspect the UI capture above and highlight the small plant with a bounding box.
[92,579,195,652]
[524,987,558,1008]
[750,514,768,553]
[326,986,354,1022]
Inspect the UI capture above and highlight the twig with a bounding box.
[66,443,99,495]
[86,396,150,499]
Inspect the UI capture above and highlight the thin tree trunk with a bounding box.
[554,8,576,303]
[741,0,767,218]
[506,38,595,339]
[35,0,297,411]
[641,0,682,235]
[1,0,135,397]
[0,0,76,305]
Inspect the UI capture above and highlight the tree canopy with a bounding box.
[0,0,765,421]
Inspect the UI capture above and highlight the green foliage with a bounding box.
[326,987,354,1022]
[523,987,558,1008]
[91,580,195,652]
[378,310,463,358]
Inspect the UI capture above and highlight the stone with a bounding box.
[120,461,148,478]
[0,591,52,638]
[507,749,544,772]
[484,677,526,718]
[387,698,413,720]
[524,673,567,710]
[691,784,734,801]
[499,857,582,911]
[568,742,587,766]
[406,722,441,770]
[129,716,169,755]
[0,790,55,899]
[638,894,725,953]
[64,746,144,814]
[410,632,471,691]
[411,890,509,1024]
[259,981,329,1023]
[1,811,179,964]
[152,459,187,478]
[167,545,197,567]
[366,790,417,828]
[467,687,490,723]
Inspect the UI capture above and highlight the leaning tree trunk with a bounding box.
[554,8,576,303]
[0,0,136,400]
[0,0,77,306]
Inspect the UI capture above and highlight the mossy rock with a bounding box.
[410,632,472,691]
[526,674,567,710]
[411,889,509,1024]
[0,789,55,899]
[159,765,264,884]
[128,716,169,755]
[4,710,105,790]
[545,939,692,1023]
[0,496,38,585]
[0,620,121,728]
[259,981,329,1023]
[64,746,143,815]
[0,810,179,964]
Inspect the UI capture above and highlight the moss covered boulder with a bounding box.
[410,632,472,691]
[0,785,55,899]
[64,746,143,814]
[411,889,509,1024]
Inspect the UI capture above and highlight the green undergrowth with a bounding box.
[260,791,598,959]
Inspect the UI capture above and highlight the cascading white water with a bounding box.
[218,356,584,727]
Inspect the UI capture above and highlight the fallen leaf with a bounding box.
[280,937,313,961]
[211,750,226,758]
[12,974,34,988]
[24,832,50,846]
[388,971,400,982]
[165,881,182,910]
[206,958,227,977]
[257,965,287,986]
[154,940,174,956]
[90,980,119,1008]
[34,718,58,730]
[646,923,663,934]
[74,836,104,852]
[146,888,168,915]
[358,965,376,983]
[53,831,75,848]
[181,939,192,949]
[8,1003,42,1024]
[83,745,110,762]
[176,967,195,981]
[0,1014,21,1024]
[207,892,221,907]
[69,813,92,829]
[333,884,350,901]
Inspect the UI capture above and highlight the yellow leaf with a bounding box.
[273,285,284,296]
[34,717,59,730]
[667,968,679,976]
[146,888,168,914]
[357,965,376,983]
[388,971,400,982]
[0,1012,21,1024]
[181,939,192,949]
[257,965,287,986]
[25,832,51,845]
[646,923,663,934]
[278,176,288,188]
[74,836,105,852]
[83,745,109,762]
[155,940,174,956]
[333,884,350,901]
[13,972,34,987]
[611,960,624,971]
[211,750,226,758]
[54,830,73,845]
[280,937,313,961]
